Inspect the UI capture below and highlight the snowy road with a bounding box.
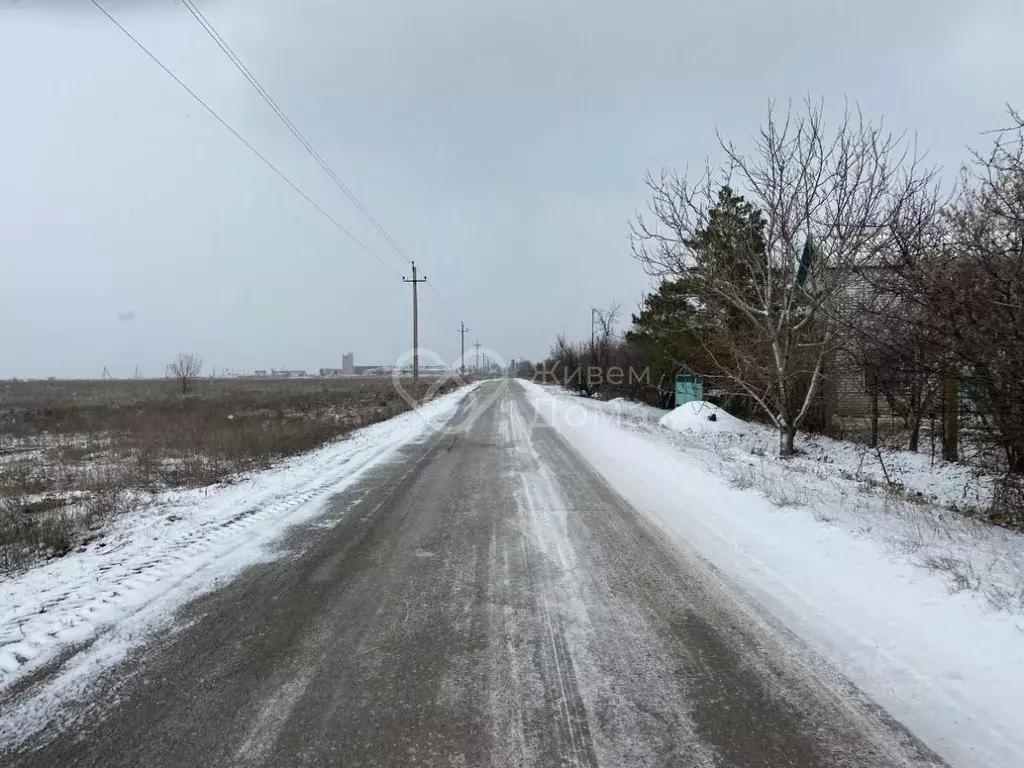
[2,380,946,767]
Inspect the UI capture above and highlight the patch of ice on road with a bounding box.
[659,400,748,434]
[0,384,478,745]
[521,380,1024,768]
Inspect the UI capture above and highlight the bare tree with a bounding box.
[590,302,621,377]
[168,353,203,395]
[947,110,1024,477]
[892,109,1024,472]
[547,333,588,394]
[513,359,537,379]
[844,182,948,451]
[631,99,937,455]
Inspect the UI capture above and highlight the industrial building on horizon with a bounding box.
[318,353,394,378]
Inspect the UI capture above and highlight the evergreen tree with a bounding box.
[625,187,771,413]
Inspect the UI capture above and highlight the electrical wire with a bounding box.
[89,0,403,278]
[180,0,474,331]
[180,0,413,265]
[94,0,475,343]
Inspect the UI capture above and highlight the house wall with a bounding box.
[830,352,873,417]
[828,266,890,418]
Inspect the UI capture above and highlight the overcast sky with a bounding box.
[1,0,1022,378]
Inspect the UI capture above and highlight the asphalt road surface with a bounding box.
[4,380,946,767]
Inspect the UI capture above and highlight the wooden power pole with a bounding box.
[474,340,482,372]
[458,322,469,376]
[403,262,427,392]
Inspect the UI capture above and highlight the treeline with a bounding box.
[533,101,1024,525]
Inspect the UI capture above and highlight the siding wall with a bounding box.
[828,267,889,418]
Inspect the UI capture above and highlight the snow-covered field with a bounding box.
[523,381,1024,768]
[0,384,476,736]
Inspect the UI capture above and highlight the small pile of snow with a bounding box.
[659,401,747,434]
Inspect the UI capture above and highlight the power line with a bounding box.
[425,283,462,323]
[180,0,413,265]
[180,0,473,333]
[94,0,477,356]
[88,0,401,277]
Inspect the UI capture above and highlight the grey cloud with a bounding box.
[2,0,1023,377]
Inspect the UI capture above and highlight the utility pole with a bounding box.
[458,322,469,376]
[473,340,482,372]
[402,261,427,392]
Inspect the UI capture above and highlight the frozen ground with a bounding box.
[523,380,1024,768]
[2,379,949,767]
[4,379,1021,766]
[0,384,478,700]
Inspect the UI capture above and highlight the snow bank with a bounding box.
[0,384,478,741]
[604,397,666,421]
[656,407,989,512]
[658,400,747,434]
[521,380,1024,768]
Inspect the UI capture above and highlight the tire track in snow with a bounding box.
[2,460,347,672]
[0,388,476,702]
[504,387,720,768]
[502,396,598,767]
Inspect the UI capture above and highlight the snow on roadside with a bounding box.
[658,400,748,434]
[580,387,989,511]
[603,397,666,422]
[522,380,1024,768]
[0,385,477,721]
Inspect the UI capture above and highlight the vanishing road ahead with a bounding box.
[6,380,945,767]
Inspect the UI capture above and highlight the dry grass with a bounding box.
[720,450,1024,610]
[0,376,458,572]
[723,460,813,509]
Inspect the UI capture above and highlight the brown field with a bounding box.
[0,376,459,572]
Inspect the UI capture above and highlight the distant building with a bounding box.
[319,368,344,377]
[254,370,268,377]
[270,369,308,378]
[342,352,355,376]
